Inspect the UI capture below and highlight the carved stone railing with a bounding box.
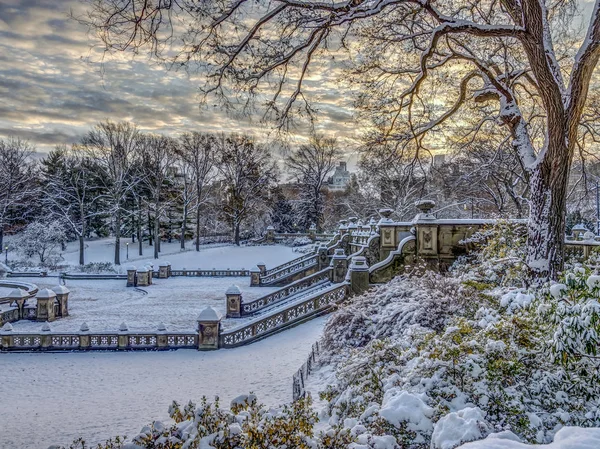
[221,283,348,348]
[0,329,197,351]
[259,254,319,285]
[170,269,250,277]
[262,252,317,277]
[242,268,332,315]
[564,240,600,262]
[0,280,39,304]
[370,235,417,284]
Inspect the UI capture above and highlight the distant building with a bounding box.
[326,162,352,191]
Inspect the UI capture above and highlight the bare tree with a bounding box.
[138,134,177,259]
[84,0,600,278]
[287,134,341,231]
[219,135,278,245]
[0,137,38,252]
[81,121,140,265]
[41,146,105,265]
[177,132,219,251]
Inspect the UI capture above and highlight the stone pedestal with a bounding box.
[158,263,169,279]
[157,323,168,349]
[331,249,348,283]
[137,268,149,287]
[118,322,129,349]
[53,285,70,317]
[257,262,266,275]
[197,307,221,350]
[79,322,90,349]
[36,288,56,322]
[126,266,137,287]
[318,244,329,270]
[250,267,261,287]
[266,226,275,243]
[8,289,29,319]
[40,322,52,349]
[349,256,370,295]
[226,285,242,318]
[1,323,13,349]
[146,265,153,285]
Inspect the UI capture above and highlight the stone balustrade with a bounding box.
[256,254,320,286]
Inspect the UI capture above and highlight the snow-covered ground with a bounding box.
[6,243,303,331]
[6,236,306,273]
[0,316,328,448]
[8,276,281,331]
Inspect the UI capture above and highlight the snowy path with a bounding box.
[0,316,329,449]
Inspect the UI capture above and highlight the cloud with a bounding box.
[0,0,360,155]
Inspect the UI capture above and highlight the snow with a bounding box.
[455,427,600,449]
[197,306,221,322]
[379,391,433,433]
[431,407,491,449]
[0,316,328,448]
[7,276,279,332]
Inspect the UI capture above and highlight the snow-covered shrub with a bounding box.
[14,220,67,267]
[77,262,116,274]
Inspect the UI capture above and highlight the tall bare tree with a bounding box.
[287,134,341,232]
[0,137,38,252]
[81,121,140,265]
[177,132,219,251]
[84,0,600,278]
[219,135,278,245]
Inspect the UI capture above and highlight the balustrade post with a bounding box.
[146,264,153,285]
[53,285,70,317]
[126,266,137,287]
[331,249,348,283]
[41,322,52,349]
[158,262,169,279]
[36,288,56,322]
[0,323,13,349]
[225,285,242,318]
[250,267,261,287]
[197,307,221,350]
[257,262,266,275]
[318,244,329,270]
[118,322,129,349]
[136,267,149,287]
[349,256,370,295]
[157,323,168,349]
[8,289,28,320]
[266,226,275,243]
[79,322,90,349]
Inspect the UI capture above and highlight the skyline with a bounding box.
[0,0,359,155]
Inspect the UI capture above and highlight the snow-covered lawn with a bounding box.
[8,276,281,331]
[6,236,306,273]
[7,243,304,331]
[0,316,328,448]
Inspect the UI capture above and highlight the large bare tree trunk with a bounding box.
[181,202,187,250]
[195,210,201,252]
[114,208,121,265]
[137,199,143,256]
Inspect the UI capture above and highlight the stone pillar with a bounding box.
[318,244,329,270]
[158,262,169,279]
[349,256,370,295]
[118,322,129,349]
[126,266,137,287]
[157,323,168,349]
[226,285,242,318]
[0,323,13,349]
[339,220,348,235]
[53,285,70,317]
[414,200,438,259]
[136,267,149,287]
[79,322,90,349]
[41,321,52,349]
[256,262,266,275]
[266,225,275,243]
[331,249,348,283]
[197,307,221,350]
[36,288,56,322]
[146,264,153,285]
[250,267,261,287]
[369,217,378,234]
[8,289,29,320]
[309,224,317,242]
[166,261,172,277]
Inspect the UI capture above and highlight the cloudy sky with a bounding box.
[0,0,359,154]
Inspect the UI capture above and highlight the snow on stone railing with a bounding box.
[0,280,39,303]
[169,268,251,277]
[7,271,48,278]
[261,251,319,277]
[564,239,600,262]
[242,268,332,316]
[0,323,198,351]
[293,341,320,401]
[259,254,319,285]
[220,283,348,348]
